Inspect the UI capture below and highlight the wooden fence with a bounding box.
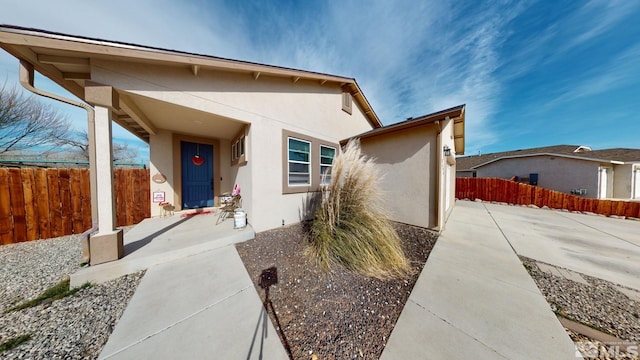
[0,168,150,245]
[456,177,640,219]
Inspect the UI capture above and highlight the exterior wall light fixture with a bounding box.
[443,146,451,157]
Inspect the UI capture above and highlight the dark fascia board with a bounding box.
[340,104,465,146]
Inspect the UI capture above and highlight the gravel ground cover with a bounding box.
[236,222,438,359]
[0,233,143,359]
[522,256,640,359]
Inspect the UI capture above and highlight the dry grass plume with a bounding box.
[308,139,412,280]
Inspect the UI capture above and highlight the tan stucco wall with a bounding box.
[91,61,372,138]
[92,59,374,231]
[476,156,601,198]
[359,125,438,229]
[149,130,174,217]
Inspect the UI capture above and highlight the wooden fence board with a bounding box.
[79,169,92,230]
[21,168,39,241]
[46,169,63,238]
[34,169,51,240]
[114,169,125,227]
[69,168,84,234]
[8,169,27,243]
[139,169,150,220]
[133,169,143,223]
[0,169,13,245]
[466,178,474,199]
[59,168,73,235]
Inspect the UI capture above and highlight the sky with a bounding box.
[0,0,638,160]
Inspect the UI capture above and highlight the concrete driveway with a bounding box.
[482,202,640,291]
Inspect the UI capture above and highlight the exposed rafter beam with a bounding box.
[191,64,199,76]
[319,79,327,85]
[62,72,91,80]
[253,71,260,80]
[2,47,85,99]
[38,54,89,66]
[118,94,157,135]
[292,76,300,83]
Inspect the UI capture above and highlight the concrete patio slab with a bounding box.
[483,202,640,291]
[71,211,254,287]
[99,244,288,359]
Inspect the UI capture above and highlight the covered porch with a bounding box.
[0,31,250,264]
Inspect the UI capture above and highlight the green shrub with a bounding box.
[6,278,91,313]
[0,334,31,353]
[309,139,412,280]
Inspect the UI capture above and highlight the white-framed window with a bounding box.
[231,133,246,164]
[320,145,336,185]
[288,137,311,186]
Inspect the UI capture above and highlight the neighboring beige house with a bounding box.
[345,105,465,229]
[457,145,640,200]
[0,25,464,264]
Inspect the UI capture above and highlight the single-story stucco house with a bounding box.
[0,25,464,264]
[457,145,640,200]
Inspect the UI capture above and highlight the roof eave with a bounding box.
[340,104,465,146]
[0,24,382,128]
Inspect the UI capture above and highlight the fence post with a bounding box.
[0,169,13,245]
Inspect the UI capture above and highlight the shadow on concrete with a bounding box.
[123,216,196,256]
[246,267,292,359]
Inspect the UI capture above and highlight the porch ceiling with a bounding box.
[0,43,245,142]
[122,92,246,140]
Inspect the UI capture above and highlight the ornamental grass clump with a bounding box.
[309,139,412,280]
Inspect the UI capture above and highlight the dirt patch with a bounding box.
[236,222,437,359]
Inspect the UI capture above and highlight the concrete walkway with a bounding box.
[381,200,579,359]
[86,211,289,359]
[98,244,289,359]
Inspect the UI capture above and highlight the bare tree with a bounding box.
[0,82,72,154]
[63,130,140,163]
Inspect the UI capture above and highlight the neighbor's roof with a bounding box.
[0,24,383,134]
[457,145,640,171]
[342,104,466,154]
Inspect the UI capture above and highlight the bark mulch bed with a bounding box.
[236,222,438,359]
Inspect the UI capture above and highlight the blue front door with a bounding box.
[181,141,214,209]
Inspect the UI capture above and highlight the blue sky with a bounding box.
[0,0,638,159]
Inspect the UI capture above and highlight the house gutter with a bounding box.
[19,60,97,263]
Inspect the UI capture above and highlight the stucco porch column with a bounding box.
[85,83,123,265]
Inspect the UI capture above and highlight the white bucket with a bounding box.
[234,209,246,229]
